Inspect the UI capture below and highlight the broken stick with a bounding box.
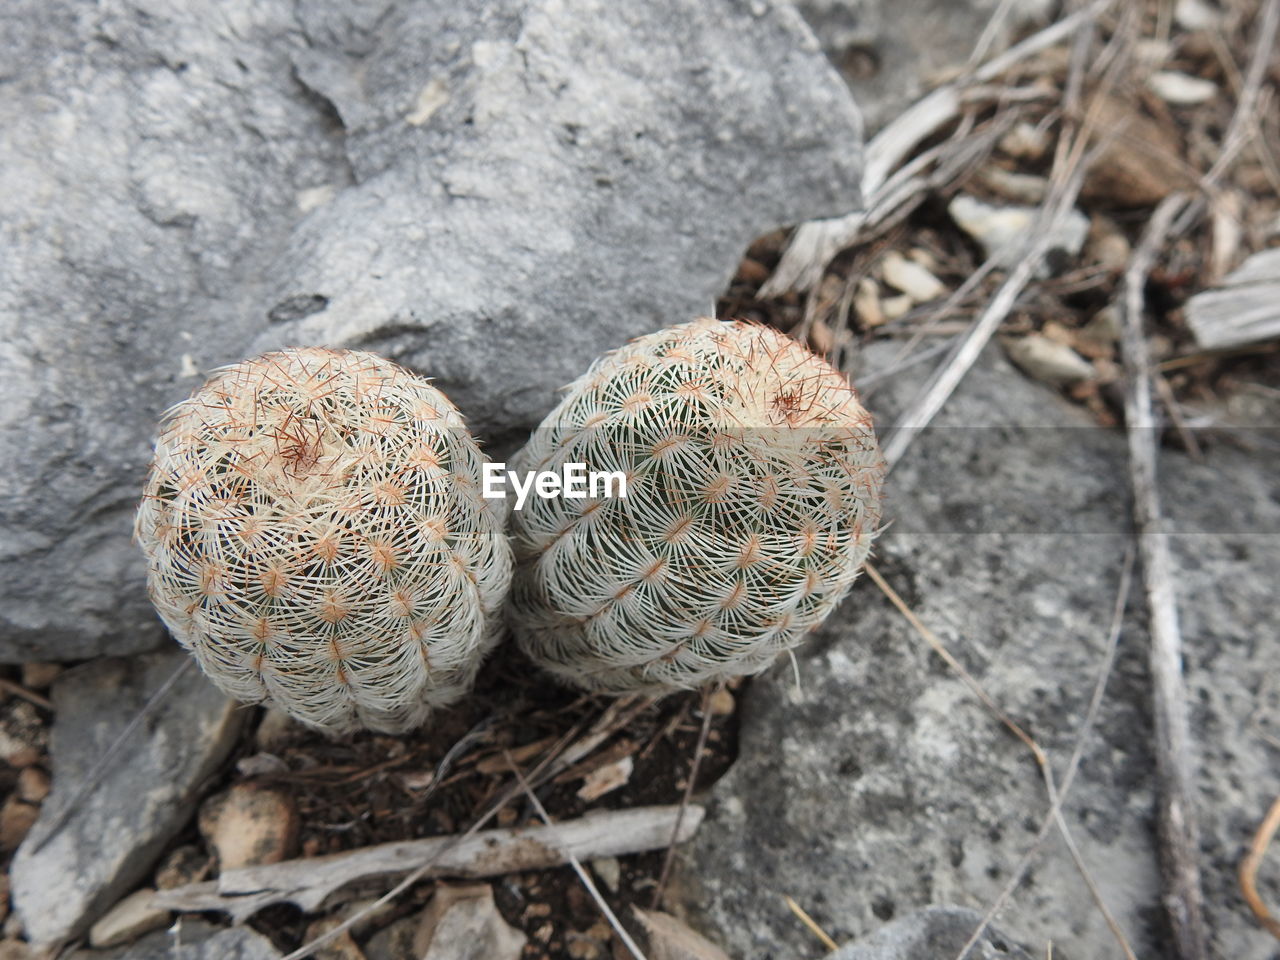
[153,803,704,922]
[1118,193,1209,960]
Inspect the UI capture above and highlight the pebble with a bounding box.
[362,913,418,960]
[88,890,171,949]
[590,856,622,893]
[19,664,61,691]
[254,706,303,753]
[707,688,735,717]
[948,195,1088,276]
[1086,215,1131,273]
[154,844,212,890]
[998,122,1049,161]
[198,783,299,871]
[880,294,914,321]
[1148,71,1218,105]
[976,165,1049,204]
[1080,307,1123,346]
[15,767,49,804]
[880,251,946,302]
[854,278,885,328]
[1176,0,1220,29]
[414,884,526,960]
[577,756,634,802]
[1003,334,1097,386]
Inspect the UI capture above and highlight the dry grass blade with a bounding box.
[784,894,839,953]
[0,677,53,711]
[505,750,650,960]
[1118,192,1209,960]
[1240,792,1280,941]
[651,685,715,910]
[865,558,1140,960]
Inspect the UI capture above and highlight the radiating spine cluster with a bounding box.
[135,348,511,734]
[507,317,884,694]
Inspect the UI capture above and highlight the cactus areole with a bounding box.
[135,348,512,734]
[509,317,885,694]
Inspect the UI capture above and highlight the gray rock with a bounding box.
[67,918,283,960]
[11,650,245,948]
[679,345,1280,959]
[831,907,1030,959]
[795,0,1053,133]
[0,0,864,663]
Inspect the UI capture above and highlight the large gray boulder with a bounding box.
[679,345,1280,959]
[0,0,864,662]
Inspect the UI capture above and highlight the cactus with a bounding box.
[508,317,884,694]
[135,347,511,734]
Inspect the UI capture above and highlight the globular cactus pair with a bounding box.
[137,321,883,733]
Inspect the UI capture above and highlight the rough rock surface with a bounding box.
[68,919,283,960]
[795,0,1053,132]
[679,345,1280,959]
[0,0,864,662]
[11,650,244,948]
[831,907,1030,959]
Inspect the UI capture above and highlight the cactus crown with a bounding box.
[509,317,884,694]
[136,347,511,734]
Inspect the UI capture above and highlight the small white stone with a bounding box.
[880,294,914,321]
[949,195,1088,276]
[977,165,1049,204]
[577,755,634,802]
[1175,0,1220,31]
[1003,334,1096,386]
[880,251,946,302]
[590,856,622,893]
[854,277,884,327]
[1135,38,1173,66]
[88,890,170,949]
[407,78,450,126]
[1148,71,1217,106]
[295,184,336,213]
[998,122,1049,160]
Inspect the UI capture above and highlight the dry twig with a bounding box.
[155,803,702,924]
[1240,792,1280,941]
[1118,192,1209,960]
[651,685,715,910]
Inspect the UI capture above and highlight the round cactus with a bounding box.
[135,347,511,734]
[508,317,884,694]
